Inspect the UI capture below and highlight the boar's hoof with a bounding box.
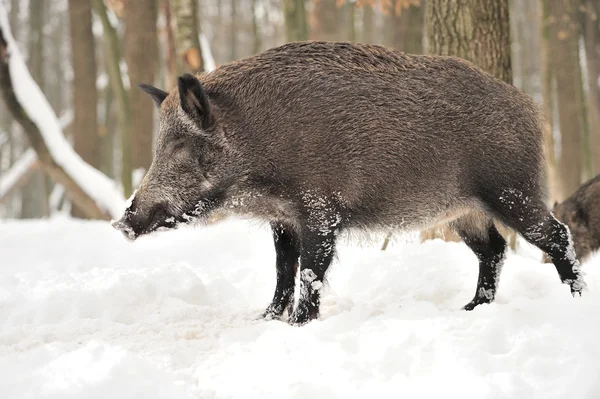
[567,275,586,297]
[462,297,493,311]
[287,308,318,326]
[259,307,284,321]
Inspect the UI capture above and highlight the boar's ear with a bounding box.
[178,74,212,130]
[139,84,168,108]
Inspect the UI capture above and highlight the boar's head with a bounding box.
[551,200,593,262]
[113,74,237,240]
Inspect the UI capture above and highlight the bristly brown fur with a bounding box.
[115,41,585,325]
[553,174,600,263]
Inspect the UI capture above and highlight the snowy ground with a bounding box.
[1,217,600,399]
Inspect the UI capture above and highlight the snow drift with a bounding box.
[1,217,599,398]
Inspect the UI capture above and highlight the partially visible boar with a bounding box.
[113,42,585,325]
[551,174,600,263]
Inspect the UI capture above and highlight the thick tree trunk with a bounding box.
[427,0,512,82]
[69,0,100,217]
[22,0,48,218]
[422,0,514,246]
[124,0,158,172]
[540,0,559,202]
[92,0,133,197]
[284,0,308,42]
[546,0,585,200]
[172,0,204,73]
[581,0,600,174]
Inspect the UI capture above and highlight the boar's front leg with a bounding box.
[288,224,338,325]
[262,222,301,320]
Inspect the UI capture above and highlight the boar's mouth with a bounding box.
[112,202,180,241]
[112,192,224,241]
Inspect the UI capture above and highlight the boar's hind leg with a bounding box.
[451,214,507,310]
[485,193,586,296]
[288,226,338,325]
[262,222,301,320]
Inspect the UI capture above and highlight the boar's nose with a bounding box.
[112,216,137,241]
[112,201,171,241]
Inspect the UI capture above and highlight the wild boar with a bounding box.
[113,41,585,325]
[550,174,600,263]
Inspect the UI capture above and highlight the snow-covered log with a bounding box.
[199,33,216,72]
[0,3,125,220]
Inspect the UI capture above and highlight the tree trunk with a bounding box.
[19,0,48,218]
[69,0,101,217]
[427,0,512,82]
[311,0,341,41]
[92,0,133,197]
[284,0,308,42]
[540,0,559,202]
[422,0,514,246]
[546,0,585,200]
[347,2,357,42]
[172,0,204,73]
[362,3,374,43]
[162,0,178,90]
[386,0,423,54]
[581,0,600,174]
[230,0,237,60]
[251,0,262,54]
[124,0,158,173]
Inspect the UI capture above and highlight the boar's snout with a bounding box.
[112,198,175,241]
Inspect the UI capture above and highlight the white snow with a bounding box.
[1,217,600,398]
[0,148,37,197]
[0,5,125,219]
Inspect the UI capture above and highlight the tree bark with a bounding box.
[545,0,585,200]
[162,0,178,90]
[427,0,512,82]
[69,0,100,217]
[172,0,204,73]
[124,0,158,172]
[92,0,133,197]
[540,0,559,202]
[581,0,600,174]
[20,0,48,218]
[284,0,308,42]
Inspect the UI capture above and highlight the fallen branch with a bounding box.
[0,148,38,200]
[0,3,124,220]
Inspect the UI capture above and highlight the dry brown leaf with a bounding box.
[183,47,202,71]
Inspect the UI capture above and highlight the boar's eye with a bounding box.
[173,142,186,153]
[174,142,185,151]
